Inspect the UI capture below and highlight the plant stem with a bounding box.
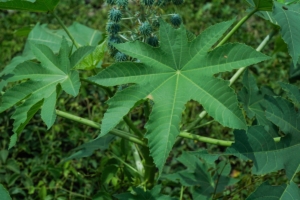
[216,8,257,48]
[131,144,145,181]
[55,110,147,147]
[52,12,80,49]
[212,161,228,199]
[179,131,281,147]
[111,152,144,177]
[180,186,184,200]
[123,116,144,138]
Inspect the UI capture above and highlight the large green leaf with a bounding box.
[0,22,104,77]
[88,19,270,172]
[0,37,95,148]
[238,68,278,137]
[163,152,238,200]
[114,184,177,200]
[247,181,300,200]
[0,0,60,12]
[0,183,12,200]
[273,1,300,68]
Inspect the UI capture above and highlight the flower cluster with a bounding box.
[105,0,185,61]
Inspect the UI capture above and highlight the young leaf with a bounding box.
[61,135,115,163]
[163,152,238,199]
[0,0,60,12]
[247,181,300,200]
[278,82,300,107]
[88,19,270,173]
[114,184,177,200]
[273,1,300,68]
[238,69,278,137]
[0,37,95,148]
[0,22,104,77]
[74,40,107,70]
[0,183,12,200]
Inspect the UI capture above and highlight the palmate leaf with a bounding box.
[114,184,177,200]
[238,68,278,137]
[0,37,95,148]
[246,181,300,200]
[0,22,104,77]
[88,19,270,172]
[0,0,60,12]
[273,1,300,68]
[163,152,238,200]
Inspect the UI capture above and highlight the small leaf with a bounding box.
[247,0,273,11]
[73,40,106,70]
[101,165,119,185]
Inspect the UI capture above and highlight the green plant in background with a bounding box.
[1,0,300,199]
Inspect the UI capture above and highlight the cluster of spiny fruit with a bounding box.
[105,0,184,62]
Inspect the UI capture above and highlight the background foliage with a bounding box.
[0,0,299,199]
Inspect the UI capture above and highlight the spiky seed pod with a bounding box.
[109,8,122,22]
[152,19,160,28]
[172,0,183,5]
[116,0,128,8]
[106,0,116,5]
[115,52,128,62]
[139,22,153,37]
[146,36,159,47]
[107,35,122,51]
[106,22,120,34]
[170,14,182,27]
[143,0,154,6]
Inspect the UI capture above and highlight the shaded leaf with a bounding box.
[238,68,278,137]
[246,0,273,11]
[88,19,270,173]
[62,135,115,163]
[163,152,238,200]
[279,82,300,107]
[247,181,300,200]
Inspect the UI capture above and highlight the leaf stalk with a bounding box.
[52,12,80,49]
